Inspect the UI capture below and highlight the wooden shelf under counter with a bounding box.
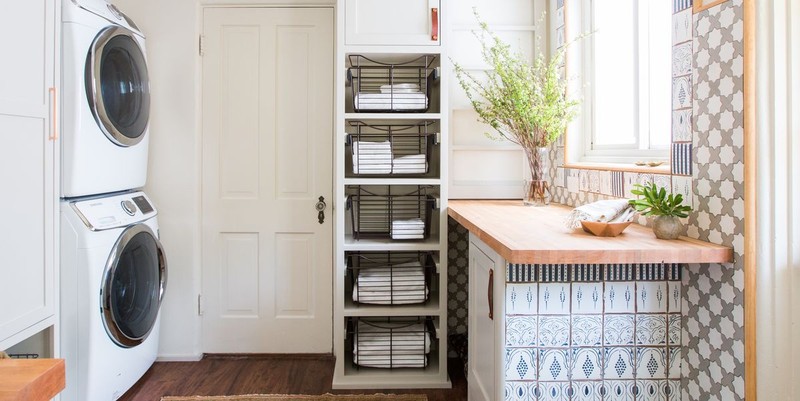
[0,358,65,401]
[448,200,733,264]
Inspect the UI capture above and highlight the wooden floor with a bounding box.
[119,355,467,401]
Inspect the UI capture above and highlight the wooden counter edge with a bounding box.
[447,205,734,265]
[0,359,66,401]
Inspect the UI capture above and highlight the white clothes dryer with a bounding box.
[61,191,167,401]
[61,0,151,198]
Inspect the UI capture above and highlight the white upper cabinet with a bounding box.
[344,0,441,46]
[0,0,57,349]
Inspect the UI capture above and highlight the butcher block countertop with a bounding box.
[448,200,733,264]
[0,359,65,401]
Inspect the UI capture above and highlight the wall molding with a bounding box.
[693,0,729,13]
[743,0,755,399]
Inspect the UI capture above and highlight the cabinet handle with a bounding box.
[488,268,494,320]
[48,87,58,141]
[431,8,439,41]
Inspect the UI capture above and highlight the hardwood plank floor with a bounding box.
[119,355,467,401]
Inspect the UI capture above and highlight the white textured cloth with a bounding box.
[353,320,433,368]
[391,218,425,239]
[391,154,428,174]
[354,92,428,111]
[352,262,429,304]
[380,83,420,94]
[564,199,635,229]
[353,140,392,174]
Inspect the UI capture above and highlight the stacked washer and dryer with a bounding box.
[59,1,167,400]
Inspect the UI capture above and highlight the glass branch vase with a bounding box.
[523,147,551,206]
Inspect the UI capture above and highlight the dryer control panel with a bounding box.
[71,191,157,231]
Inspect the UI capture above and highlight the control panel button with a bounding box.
[121,200,137,216]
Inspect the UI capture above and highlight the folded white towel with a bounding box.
[564,199,635,229]
[354,92,428,111]
[353,355,428,369]
[354,321,432,356]
[393,154,426,163]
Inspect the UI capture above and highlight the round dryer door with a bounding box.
[101,224,167,348]
[87,26,150,147]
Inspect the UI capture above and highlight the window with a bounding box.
[577,0,671,164]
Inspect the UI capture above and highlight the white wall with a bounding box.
[754,0,800,398]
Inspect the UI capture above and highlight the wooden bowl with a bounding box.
[580,220,632,237]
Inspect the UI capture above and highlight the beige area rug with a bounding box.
[161,394,427,401]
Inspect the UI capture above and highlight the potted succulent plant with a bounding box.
[628,183,692,240]
[452,11,579,206]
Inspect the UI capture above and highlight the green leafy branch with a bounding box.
[628,183,692,218]
[451,9,579,149]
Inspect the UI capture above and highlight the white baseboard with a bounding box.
[156,354,203,362]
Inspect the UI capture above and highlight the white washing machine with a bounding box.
[61,191,167,401]
[61,0,151,198]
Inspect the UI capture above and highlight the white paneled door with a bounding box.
[201,7,333,353]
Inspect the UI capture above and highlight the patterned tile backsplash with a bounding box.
[504,264,682,401]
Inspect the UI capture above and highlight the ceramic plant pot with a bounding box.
[652,215,683,240]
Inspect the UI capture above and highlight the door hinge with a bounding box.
[197,294,204,316]
[199,35,205,56]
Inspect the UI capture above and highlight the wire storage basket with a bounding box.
[347,55,437,113]
[346,121,438,177]
[348,316,435,370]
[346,186,437,241]
[346,251,436,306]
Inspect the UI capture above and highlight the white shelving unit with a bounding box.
[333,0,450,389]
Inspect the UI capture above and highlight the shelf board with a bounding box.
[343,47,444,57]
[343,296,442,318]
[333,353,450,390]
[345,113,442,120]
[343,178,441,186]
[344,235,441,251]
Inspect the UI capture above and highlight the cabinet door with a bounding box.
[345,0,441,46]
[0,0,56,347]
[468,235,498,401]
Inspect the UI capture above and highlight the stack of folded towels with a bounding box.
[391,218,425,240]
[353,320,432,369]
[564,199,636,229]
[351,141,427,175]
[354,83,429,111]
[352,261,429,305]
[392,154,428,174]
[352,140,392,174]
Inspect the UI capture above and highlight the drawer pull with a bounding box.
[431,8,439,41]
[488,268,494,320]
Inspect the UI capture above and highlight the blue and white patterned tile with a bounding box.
[672,75,692,109]
[572,282,603,314]
[538,316,570,348]
[606,266,635,282]
[555,167,565,188]
[667,314,681,346]
[673,0,692,13]
[598,170,613,196]
[539,349,571,381]
[572,264,603,282]
[652,175,672,193]
[588,170,602,193]
[604,347,635,380]
[667,280,682,312]
[671,175,694,210]
[573,315,603,347]
[636,314,668,346]
[671,142,693,176]
[539,265,571,282]
[672,8,693,44]
[637,282,668,313]
[636,347,668,380]
[666,379,681,401]
[571,348,603,380]
[567,169,580,193]
[538,381,570,401]
[508,264,536,282]
[604,282,635,313]
[603,380,636,401]
[539,283,570,314]
[505,348,537,381]
[636,379,668,401]
[507,316,538,347]
[623,173,639,199]
[507,283,537,315]
[604,315,635,346]
[672,109,693,142]
[571,381,603,401]
[579,169,590,192]
[611,171,625,198]
[504,381,533,401]
[667,347,682,378]
[672,41,693,77]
